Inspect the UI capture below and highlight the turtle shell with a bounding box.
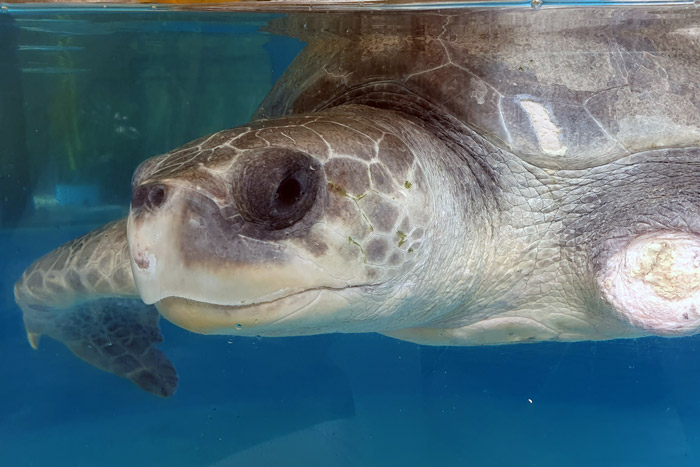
[258,7,700,169]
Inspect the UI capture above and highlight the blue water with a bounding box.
[3,5,700,466]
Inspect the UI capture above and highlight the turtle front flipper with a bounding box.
[14,219,178,397]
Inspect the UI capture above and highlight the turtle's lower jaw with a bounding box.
[154,287,360,336]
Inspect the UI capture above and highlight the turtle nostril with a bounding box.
[148,185,167,209]
[131,185,149,210]
[131,184,168,211]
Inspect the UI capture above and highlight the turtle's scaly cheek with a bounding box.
[599,231,700,335]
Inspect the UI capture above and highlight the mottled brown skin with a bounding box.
[14,7,700,396]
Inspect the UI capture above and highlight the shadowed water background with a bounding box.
[2,6,700,466]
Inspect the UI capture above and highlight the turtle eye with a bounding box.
[275,174,304,207]
[233,148,321,230]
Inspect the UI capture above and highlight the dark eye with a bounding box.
[275,175,304,208]
[233,148,321,230]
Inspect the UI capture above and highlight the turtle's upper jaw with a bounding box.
[127,181,359,315]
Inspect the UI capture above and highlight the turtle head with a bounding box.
[127,107,436,336]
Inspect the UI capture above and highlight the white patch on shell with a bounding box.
[519,100,567,156]
[599,232,700,335]
[470,78,488,105]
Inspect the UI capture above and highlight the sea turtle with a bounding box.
[14,7,700,397]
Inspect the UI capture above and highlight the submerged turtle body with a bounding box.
[14,8,700,396]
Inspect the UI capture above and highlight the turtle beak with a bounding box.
[128,182,177,305]
[127,181,349,309]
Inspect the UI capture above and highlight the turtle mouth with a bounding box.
[154,284,373,335]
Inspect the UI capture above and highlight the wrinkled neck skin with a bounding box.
[362,106,551,336]
[380,102,700,344]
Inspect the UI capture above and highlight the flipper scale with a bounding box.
[14,219,178,397]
